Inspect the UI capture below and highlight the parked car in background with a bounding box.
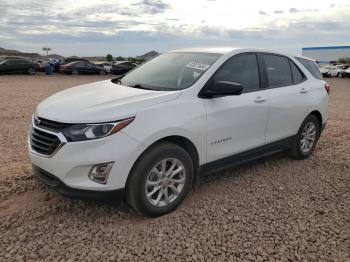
[319,65,340,77]
[0,58,36,74]
[0,56,24,61]
[29,47,329,217]
[95,62,112,73]
[341,66,350,78]
[60,61,107,75]
[31,61,42,72]
[336,65,349,77]
[60,57,90,65]
[110,61,137,75]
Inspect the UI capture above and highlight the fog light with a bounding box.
[88,162,114,184]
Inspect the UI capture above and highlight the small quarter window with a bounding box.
[296,58,323,80]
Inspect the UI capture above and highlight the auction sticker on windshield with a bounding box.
[185,62,210,71]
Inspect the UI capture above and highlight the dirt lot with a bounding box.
[0,75,349,261]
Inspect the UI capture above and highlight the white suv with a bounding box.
[28,47,329,216]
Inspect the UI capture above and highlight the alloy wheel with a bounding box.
[145,158,186,207]
[300,121,317,153]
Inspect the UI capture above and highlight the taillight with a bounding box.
[324,83,331,94]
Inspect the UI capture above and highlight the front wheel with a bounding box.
[289,115,320,159]
[126,142,193,217]
[99,70,106,75]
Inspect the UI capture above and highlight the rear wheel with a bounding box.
[72,70,79,75]
[99,70,106,75]
[289,114,320,159]
[126,142,193,217]
[28,67,35,75]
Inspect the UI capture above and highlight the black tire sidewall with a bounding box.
[127,143,193,217]
[294,115,320,158]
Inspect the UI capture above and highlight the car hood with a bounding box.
[37,80,182,123]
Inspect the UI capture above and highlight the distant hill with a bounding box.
[0,47,42,59]
[47,54,64,59]
[139,50,159,60]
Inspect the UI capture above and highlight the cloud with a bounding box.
[140,0,170,14]
[0,0,349,56]
[289,8,300,13]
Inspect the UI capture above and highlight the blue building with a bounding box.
[302,45,350,63]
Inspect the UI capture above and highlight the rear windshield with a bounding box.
[296,58,323,80]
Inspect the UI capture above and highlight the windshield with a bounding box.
[119,52,221,91]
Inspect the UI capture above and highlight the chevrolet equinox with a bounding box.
[28,47,329,217]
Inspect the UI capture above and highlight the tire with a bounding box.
[72,70,79,75]
[289,114,320,159]
[126,142,194,217]
[28,67,35,75]
[99,70,106,75]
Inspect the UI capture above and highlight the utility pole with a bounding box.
[42,47,51,57]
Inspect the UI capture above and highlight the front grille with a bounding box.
[35,117,71,132]
[30,127,61,156]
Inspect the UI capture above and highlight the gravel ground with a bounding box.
[0,75,349,261]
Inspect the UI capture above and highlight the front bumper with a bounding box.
[33,165,124,205]
[28,122,146,192]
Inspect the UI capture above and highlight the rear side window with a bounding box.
[289,61,305,84]
[213,54,260,93]
[264,54,293,88]
[296,58,322,80]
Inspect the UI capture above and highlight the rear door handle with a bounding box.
[300,88,308,94]
[254,96,266,103]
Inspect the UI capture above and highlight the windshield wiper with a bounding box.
[128,84,159,91]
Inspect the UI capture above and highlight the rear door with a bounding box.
[74,62,85,74]
[260,53,311,143]
[203,53,269,162]
[17,59,30,72]
[85,63,96,74]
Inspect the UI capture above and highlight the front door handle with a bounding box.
[300,88,308,94]
[254,96,266,103]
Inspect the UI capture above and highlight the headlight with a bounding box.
[62,117,134,142]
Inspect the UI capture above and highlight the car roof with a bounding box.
[169,46,239,54]
[168,46,316,61]
[66,61,84,66]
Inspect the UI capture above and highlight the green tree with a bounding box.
[115,56,125,61]
[106,54,113,62]
[338,57,350,64]
[127,57,137,62]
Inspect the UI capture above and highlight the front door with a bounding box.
[203,53,269,163]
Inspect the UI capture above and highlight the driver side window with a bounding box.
[213,54,260,93]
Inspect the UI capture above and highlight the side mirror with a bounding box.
[200,81,243,98]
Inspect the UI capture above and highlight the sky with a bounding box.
[0,0,349,57]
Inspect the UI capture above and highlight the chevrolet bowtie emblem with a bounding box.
[35,117,41,124]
